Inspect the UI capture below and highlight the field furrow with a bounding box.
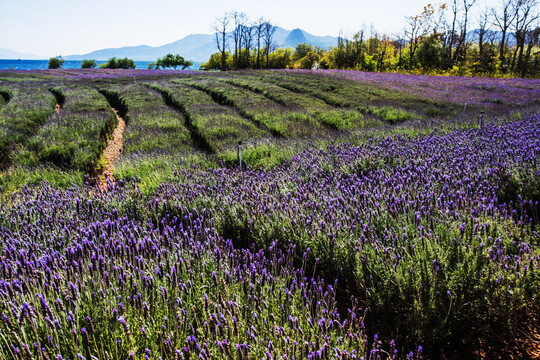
[98,84,199,187]
[23,86,117,172]
[149,81,270,153]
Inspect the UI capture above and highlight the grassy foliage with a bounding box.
[101,84,202,192]
[0,85,56,168]
[252,71,453,122]
[18,86,117,172]
[218,76,373,134]
[148,81,269,153]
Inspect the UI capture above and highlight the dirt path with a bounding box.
[98,109,126,189]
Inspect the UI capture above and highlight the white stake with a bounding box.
[238,141,242,170]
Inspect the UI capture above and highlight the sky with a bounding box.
[1,0,503,58]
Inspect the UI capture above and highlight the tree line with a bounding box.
[203,1,539,77]
[48,54,192,70]
[208,11,277,70]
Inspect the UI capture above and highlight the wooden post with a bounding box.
[238,140,242,171]
[479,111,484,127]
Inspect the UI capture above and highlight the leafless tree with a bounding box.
[255,18,266,69]
[230,11,247,69]
[510,0,539,74]
[406,5,435,69]
[477,6,491,60]
[492,0,516,66]
[263,22,276,68]
[212,14,230,70]
[241,23,255,68]
[446,0,460,62]
[454,0,477,63]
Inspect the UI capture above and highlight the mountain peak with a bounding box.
[282,29,308,48]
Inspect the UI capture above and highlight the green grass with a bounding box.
[0,85,56,168]
[216,77,373,133]
[148,81,270,153]
[0,165,85,194]
[0,70,488,193]
[18,86,117,172]
[250,71,449,121]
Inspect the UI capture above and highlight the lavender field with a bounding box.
[0,69,539,359]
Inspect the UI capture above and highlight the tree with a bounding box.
[263,22,277,68]
[230,11,247,69]
[48,56,64,69]
[152,54,192,69]
[241,23,254,69]
[492,0,516,67]
[268,48,293,69]
[294,43,314,61]
[100,58,118,69]
[255,18,266,69]
[298,51,320,69]
[417,34,444,69]
[201,52,232,70]
[405,15,423,69]
[472,6,497,74]
[81,59,97,69]
[213,13,230,70]
[510,0,539,75]
[100,57,136,69]
[454,0,478,64]
[117,58,136,69]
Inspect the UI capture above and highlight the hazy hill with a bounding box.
[63,27,338,62]
[0,47,42,60]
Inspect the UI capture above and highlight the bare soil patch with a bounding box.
[98,109,125,189]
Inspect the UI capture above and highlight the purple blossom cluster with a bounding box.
[0,110,538,358]
[149,113,539,352]
[0,185,408,358]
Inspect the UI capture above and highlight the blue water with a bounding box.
[0,59,201,70]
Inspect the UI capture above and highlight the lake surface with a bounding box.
[0,59,201,70]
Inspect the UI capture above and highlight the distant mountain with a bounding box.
[63,28,338,62]
[466,29,516,46]
[282,29,308,48]
[281,28,337,49]
[0,47,42,60]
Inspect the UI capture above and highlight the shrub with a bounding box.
[151,53,193,70]
[48,56,64,69]
[81,59,97,69]
[100,57,136,69]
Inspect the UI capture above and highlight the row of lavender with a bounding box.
[0,185,412,359]
[0,113,539,358]
[146,114,540,354]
